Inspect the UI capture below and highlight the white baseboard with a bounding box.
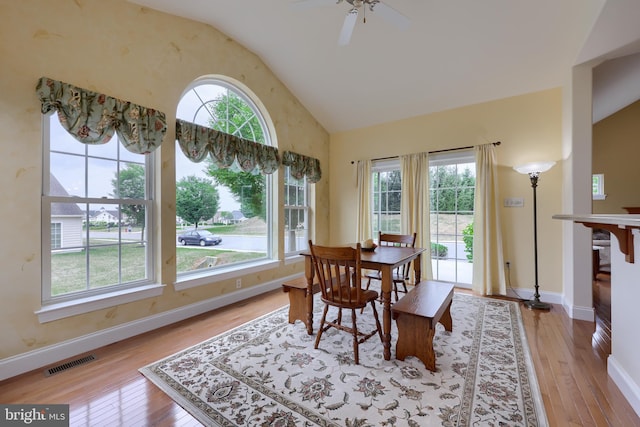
[561,300,595,322]
[0,274,303,381]
[608,355,640,418]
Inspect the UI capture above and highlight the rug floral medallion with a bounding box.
[140,292,548,426]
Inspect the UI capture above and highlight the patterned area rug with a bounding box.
[140,293,547,426]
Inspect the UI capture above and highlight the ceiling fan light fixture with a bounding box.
[293,0,409,46]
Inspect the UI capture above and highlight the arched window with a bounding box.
[175,78,273,278]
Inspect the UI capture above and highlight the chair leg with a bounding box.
[370,300,383,341]
[351,309,359,365]
[401,281,408,294]
[314,305,330,350]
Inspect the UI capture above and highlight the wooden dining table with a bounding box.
[302,245,426,361]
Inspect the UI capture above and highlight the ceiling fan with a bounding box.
[292,0,410,46]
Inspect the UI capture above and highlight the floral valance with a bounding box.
[176,119,281,174]
[282,150,322,183]
[36,77,167,154]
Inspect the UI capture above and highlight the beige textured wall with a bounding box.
[0,0,329,359]
[593,100,640,214]
[329,89,564,295]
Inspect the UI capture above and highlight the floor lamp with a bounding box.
[514,161,556,310]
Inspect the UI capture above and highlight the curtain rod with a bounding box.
[350,141,501,164]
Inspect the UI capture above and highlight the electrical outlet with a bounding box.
[236,279,242,289]
[506,261,511,268]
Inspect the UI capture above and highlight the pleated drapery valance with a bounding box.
[176,119,280,174]
[176,119,322,182]
[36,77,167,154]
[281,150,322,183]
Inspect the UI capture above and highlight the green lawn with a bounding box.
[51,243,264,296]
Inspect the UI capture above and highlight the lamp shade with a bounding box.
[513,161,556,175]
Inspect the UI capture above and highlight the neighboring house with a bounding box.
[89,207,122,224]
[231,210,247,223]
[213,210,246,225]
[49,174,83,250]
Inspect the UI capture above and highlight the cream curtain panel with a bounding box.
[36,77,167,154]
[355,160,372,242]
[400,153,433,281]
[472,143,506,295]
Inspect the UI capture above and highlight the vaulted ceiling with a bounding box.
[129,0,640,132]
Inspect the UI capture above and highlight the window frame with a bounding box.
[371,159,402,237]
[175,77,278,285]
[593,173,606,200]
[428,150,475,286]
[284,166,309,257]
[39,113,162,322]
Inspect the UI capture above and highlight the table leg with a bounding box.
[380,265,392,360]
[304,255,315,335]
[414,253,422,283]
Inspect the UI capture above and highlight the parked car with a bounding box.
[178,229,222,246]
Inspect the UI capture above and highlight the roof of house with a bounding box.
[50,174,83,217]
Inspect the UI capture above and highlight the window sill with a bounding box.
[284,254,305,265]
[35,283,165,323]
[175,259,280,291]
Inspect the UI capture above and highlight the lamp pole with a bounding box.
[524,172,551,310]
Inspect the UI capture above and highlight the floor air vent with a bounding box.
[44,354,97,377]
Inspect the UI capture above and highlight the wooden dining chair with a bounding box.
[309,241,383,365]
[365,231,417,302]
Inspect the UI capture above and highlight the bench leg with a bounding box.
[439,300,453,332]
[395,314,437,372]
[285,287,314,335]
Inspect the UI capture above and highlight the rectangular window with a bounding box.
[593,174,605,200]
[284,167,309,255]
[43,114,154,303]
[51,222,62,249]
[371,159,401,236]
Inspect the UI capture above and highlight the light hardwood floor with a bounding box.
[1,278,638,426]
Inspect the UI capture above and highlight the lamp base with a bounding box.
[523,299,552,310]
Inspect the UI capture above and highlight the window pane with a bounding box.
[44,113,154,302]
[50,153,85,197]
[87,139,118,159]
[50,120,85,155]
[429,151,475,285]
[88,157,117,198]
[51,250,87,296]
[176,80,272,275]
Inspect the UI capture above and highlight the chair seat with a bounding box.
[321,288,379,308]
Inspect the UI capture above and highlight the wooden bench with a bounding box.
[391,280,455,371]
[282,276,320,335]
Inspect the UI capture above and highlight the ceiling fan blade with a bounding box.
[291,0,339,11]
[370,1,410,31]
[338,8,358,46]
